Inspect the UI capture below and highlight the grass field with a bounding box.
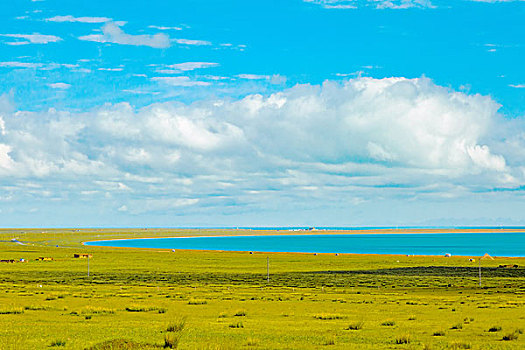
[1,228,524,349]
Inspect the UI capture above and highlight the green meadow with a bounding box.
[1,229,524,349]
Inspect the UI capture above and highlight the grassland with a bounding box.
[1,228,524,349]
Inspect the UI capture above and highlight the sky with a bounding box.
[0,0,524,228]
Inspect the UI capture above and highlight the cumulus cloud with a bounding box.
[0,77,522,215]
[79,22,170,48]
[0,33,62,45]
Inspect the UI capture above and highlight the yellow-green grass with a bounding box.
[0,228,524,349]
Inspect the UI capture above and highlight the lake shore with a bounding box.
[82,228,525,258]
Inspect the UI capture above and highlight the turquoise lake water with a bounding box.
[85,232,525,256]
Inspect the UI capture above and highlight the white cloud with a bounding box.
[237,74,270,80]
[0,77,523,215]
[48,83,71,89]
[79,22,170,48]
[0,144,15,170]
[148,25,182,31]
[509,84,525,88]
[165,62,219,71]
[98,67,124,72]
[470,0,524,2]
[0,61,42,68]
[121,198,199,214]
[1,33,62,45]
[0,61,84,72]
[151,76,211,86]
[237,74,287,84]
[173,38,211,46]
[374,0,435,9]
[467,145,506,171]
[46,15,112,23]
[304,0,435,9]
[155,69,180,75]
[155,62,219,75]
[122,89,160,95]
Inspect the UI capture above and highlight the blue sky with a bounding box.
[0,0,524,227]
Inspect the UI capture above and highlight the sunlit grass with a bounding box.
[0,228,524,349]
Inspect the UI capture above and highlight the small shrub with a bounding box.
[217,312,227,318]
[167,318,186,332]
[324,336,336,345]
[82,306,115,315]
[395,334,410,344]
[85,315,92,320]
[125,305,165,313]
[245,337,258,346]
[448,341,471,349]
[314,314,345,320]
[50,340,66,347]
[24,305,49,311]
[125,306,146,312]
[234,310,246,317]
[346,321,364,330]
[488,326,502,332]
[433,330,446,336]
[187,299,207,305]
[229,322,244,328]
[86,339,147,350]
[164,332,181,349]
[451,323,463,330]
[502,330,520,341]
[0,307,24,315]
[408,316,416,320]
[381,320,395,326]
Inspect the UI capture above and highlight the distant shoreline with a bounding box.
[82,228,525,258]
[82,227,525,243]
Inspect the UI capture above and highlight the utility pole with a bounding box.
[478,253,494,287]
[267,256,269,283]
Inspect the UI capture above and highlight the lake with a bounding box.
[84,232,525,257]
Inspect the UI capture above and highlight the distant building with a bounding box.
[74,253,92,258]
